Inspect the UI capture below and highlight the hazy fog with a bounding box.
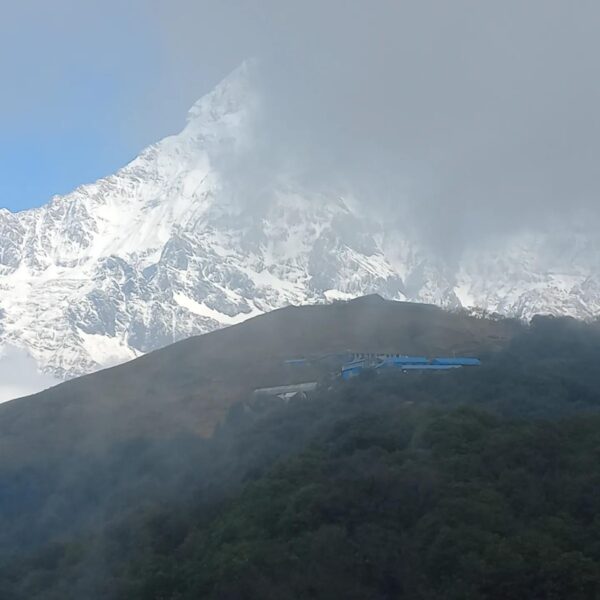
[3,0,600,247]
[0,346,59,403]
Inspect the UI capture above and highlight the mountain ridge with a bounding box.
[1,61,599,380]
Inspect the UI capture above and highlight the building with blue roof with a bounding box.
[340,354,481,379]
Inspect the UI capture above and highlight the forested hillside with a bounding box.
[2,314,600,598]
[123,409,600,600]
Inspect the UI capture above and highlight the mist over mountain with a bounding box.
[0,347,59,403]
[1,58,600,385]
[3,2,600,386]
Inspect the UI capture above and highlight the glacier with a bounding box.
[1,60,599,379]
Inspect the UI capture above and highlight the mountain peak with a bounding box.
[1,60,599,386]
[185,59,259,129]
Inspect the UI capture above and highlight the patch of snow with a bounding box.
[173,293,261,325]
[324,289,356,302]
[78,333,140,369]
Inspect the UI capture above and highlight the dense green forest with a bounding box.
[122,410,600,600]
[1,315,600,598]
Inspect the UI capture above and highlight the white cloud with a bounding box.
[0,346,60,403]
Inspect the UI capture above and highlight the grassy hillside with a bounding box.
[0,296,519,465]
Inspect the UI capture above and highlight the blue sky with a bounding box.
[0,82,132,211]
[0,2,157,211]
[0,0,248,212]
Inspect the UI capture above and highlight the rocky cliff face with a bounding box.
[1,61,598,378]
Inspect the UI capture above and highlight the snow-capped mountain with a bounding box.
[1,61,599,379]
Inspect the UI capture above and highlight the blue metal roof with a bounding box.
[398,364,462,370]
[344,359,366,368]
[378,356,429,366]
[431,357,481,366]
[341,365,363,380]
[338,353,481,380]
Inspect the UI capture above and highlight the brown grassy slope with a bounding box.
[0,296,521,465]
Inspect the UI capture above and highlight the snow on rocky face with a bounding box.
[0,61,599,379]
